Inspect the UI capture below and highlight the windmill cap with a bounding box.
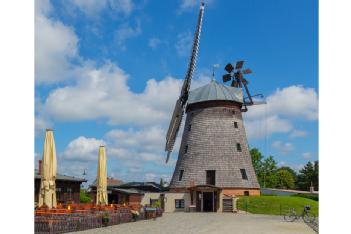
[45,128,53,132]
[187,80,243,105]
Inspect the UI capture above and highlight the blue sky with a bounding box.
[35,0,318,185]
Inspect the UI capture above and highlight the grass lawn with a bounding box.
[237,195,319,216]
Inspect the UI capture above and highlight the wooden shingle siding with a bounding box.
[170,101,260,189]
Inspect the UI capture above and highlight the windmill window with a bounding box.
[185,145,188,153]
[206,170,216,185]
[234,122,238,128]
[179,170,184,181]
[236,143,242,152]
[188,124,192,132]
[240,169,248,180]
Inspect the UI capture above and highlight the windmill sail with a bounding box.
[165,2,205,163]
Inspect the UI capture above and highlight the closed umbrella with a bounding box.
[96,146,108,205]
[38,129,57,208]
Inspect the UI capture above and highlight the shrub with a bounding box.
[151,200,161,208]
[292,193,318,201]
[80,190,92,203]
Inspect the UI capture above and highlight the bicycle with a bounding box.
[283,205,316,223]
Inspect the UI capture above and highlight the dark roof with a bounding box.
[111,188,144,195]
[35,169,87,182]
[116,182,164,192]
[90,177,124,188]
[188,80,243,105]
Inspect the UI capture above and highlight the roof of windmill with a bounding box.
[188,80,243,105]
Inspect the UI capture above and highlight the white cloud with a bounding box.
[175,31,192,56]
[302,152,312,159]
[43,63,180,126]
[289,129,308,138]
[58,126,178,183]
[246,85,318,121]
[115,20,141,50]
[148,37,161,49]
[62,136,105,161]
[41,61,210,127]
[106,126,177,167]
[36,0,52,15]
[69,0,134,17]
[106,126,165,152]
[35,115,52,136]
[35,0,79,84]
[243,85,318,140]
[272,141,294,155]
[277,161,304,172]
[245,115,293,139]
[144,172,171,182]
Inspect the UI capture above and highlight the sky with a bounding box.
[35,0,318,185]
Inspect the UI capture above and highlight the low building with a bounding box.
[35,164,87,205]
[89,177,124,204]
[89,181,167,206]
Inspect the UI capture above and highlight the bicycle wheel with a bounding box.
[284,212,297,222]
[303,213,316,223]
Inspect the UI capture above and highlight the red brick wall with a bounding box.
[222,188,260,196]
[35,179,83,204]
[129,194,142,205]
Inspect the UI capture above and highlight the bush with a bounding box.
[151,200,161,208]
[292,193,318,201]
[80,190,92,203]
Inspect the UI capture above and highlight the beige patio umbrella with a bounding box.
[38,129,57,208]
[96,146,108,205]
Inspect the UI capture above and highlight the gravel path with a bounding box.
[73,213,315,234]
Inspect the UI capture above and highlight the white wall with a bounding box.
[141,193,161,206]
[140,192,191,213]
[164,192,191,213]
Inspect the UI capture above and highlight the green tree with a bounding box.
[276,169,295,189]
[250,148,264,186]
[250,148,264,173]
[296,161,319,191]
[278,166,297,182]
[262,156,278,188]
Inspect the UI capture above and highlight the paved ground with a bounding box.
[74,213,315,234]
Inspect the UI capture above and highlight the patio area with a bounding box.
[74,212,316,234]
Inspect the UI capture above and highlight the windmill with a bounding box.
[165,1,205,163]
[222,61,265,112]
[164,1,262,212]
